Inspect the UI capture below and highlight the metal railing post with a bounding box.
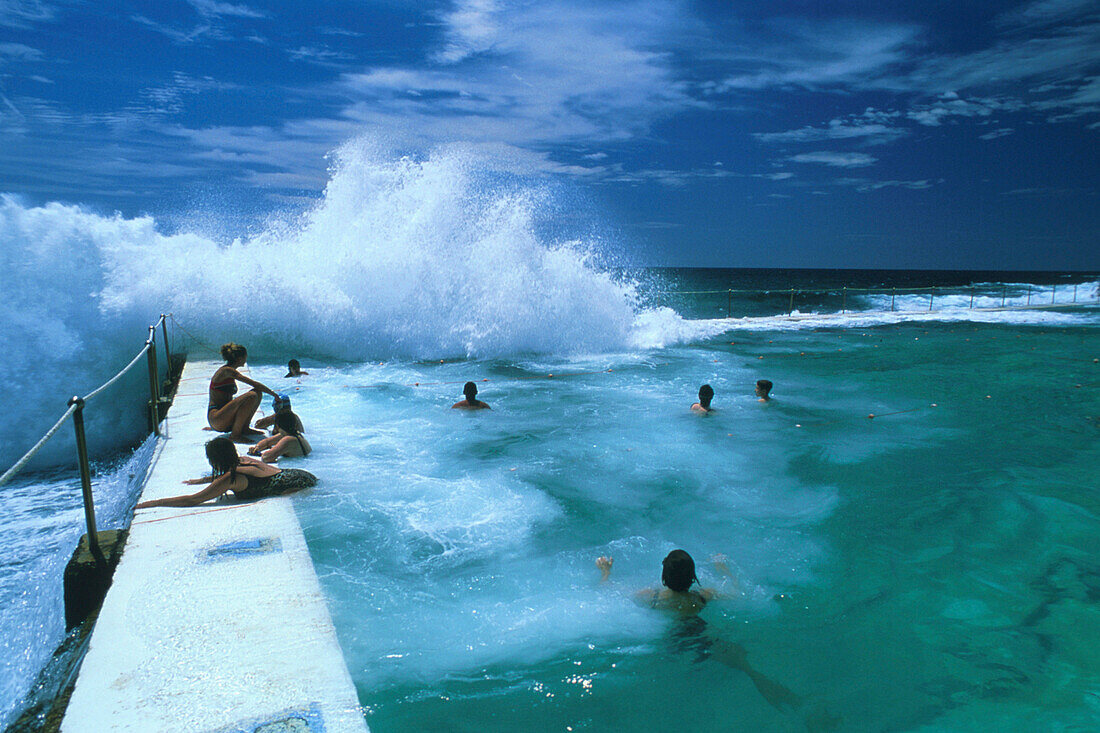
[1051,286,1056,305]
[842,286,847,314]
[69,397,104,566]
[1026,286,1031,305]
[727,289,732,318]
[891,288,895,312]
[1073,284,1077,303]
[160,314,171,375]
[929,287,934,311]
[146,337,160,436]
[969,287,975,309]
[788,287,794,316]
[1001,286,1007,307]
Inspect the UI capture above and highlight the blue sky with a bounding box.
[1,0,1098,269]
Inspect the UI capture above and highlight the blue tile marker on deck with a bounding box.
[61,361,368,733]
[202,537,283,562]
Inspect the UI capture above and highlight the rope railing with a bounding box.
[0,315,175,564]
[82,342,151,404]
[0,404,80,488]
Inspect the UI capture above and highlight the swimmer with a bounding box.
[691,384,716,414]
[247,411,311,462]
[207,343,279,442]
[255,393,303,433]
[597,550,801,713]
[452,381,491,410]
[135,437,317,508]
[755,379,773,402]
[285,359,309,378]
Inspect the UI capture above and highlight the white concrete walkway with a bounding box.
[62,361,368,733]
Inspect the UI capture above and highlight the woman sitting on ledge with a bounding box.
[208,342,279,442]
[135,437,317,509]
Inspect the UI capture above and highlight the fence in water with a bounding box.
[659,281,1099,318]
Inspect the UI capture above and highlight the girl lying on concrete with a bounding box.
[135,437,316,509]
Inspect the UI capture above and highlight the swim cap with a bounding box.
[273,394,292,412]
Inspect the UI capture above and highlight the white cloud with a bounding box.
[788,152,877,168]
[287,46,356,66]
[0,0,56,28]
[187,0,265,20]
[711,20,921,92]
[0,42,43,63]
[335,0,700,152]
[754,118,906,144]
[433,0,502,64]
[834,177,936,192]
[978,127,1014,140]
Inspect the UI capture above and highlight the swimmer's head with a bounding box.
[661,549,699,592]
[221,343,247,366]
[273,411,302,436]
[287,359,301,374]
[273,394,292,413]
[463,381,478,401]
[205,437,239,475]
[755,379,773,399]
[698,384,714,409]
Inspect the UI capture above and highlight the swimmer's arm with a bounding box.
[710,554,741,595]
[182,475,215,485]
[247,435,277,455]
[226,368,279,397]
[259,436,295,463]
[254,414,276,430]
[596,556,613,583]
[137,474,233,508]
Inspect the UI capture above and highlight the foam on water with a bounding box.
[2,141,659,468]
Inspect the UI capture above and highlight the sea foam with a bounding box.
[0,141,650,467]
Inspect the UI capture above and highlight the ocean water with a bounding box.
[1,145,1098,729]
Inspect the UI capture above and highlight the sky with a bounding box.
[1,0,1098,269]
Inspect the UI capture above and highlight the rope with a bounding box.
[83,343,150,403]
[131,502,253,525]
[169,314,222,356]
[0,404,79,488]
[1,316,167,487]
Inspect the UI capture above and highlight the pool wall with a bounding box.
[61,360,368,732]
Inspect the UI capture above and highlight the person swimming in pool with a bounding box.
[247,411,311,463]
[285,359,308,378]
[755,379,773,402]
[255,393,304,433]
[452,381,491,410]
[135,437,316,509]
[691,384,716,414]
[596,550,801,712]
[207,343,279,442]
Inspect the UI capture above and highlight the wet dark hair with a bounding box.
[221,342,247,364]
[756,379,772,396]
[273,411,303,437]
[698,384,714,408]
[463,381,478,400]
[205,437,240,480]
[661,549,699,592]
[288,359,300,370]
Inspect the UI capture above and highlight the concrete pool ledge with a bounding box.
[62,360,368,733]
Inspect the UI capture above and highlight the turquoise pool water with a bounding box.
[270,296,1100,731]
